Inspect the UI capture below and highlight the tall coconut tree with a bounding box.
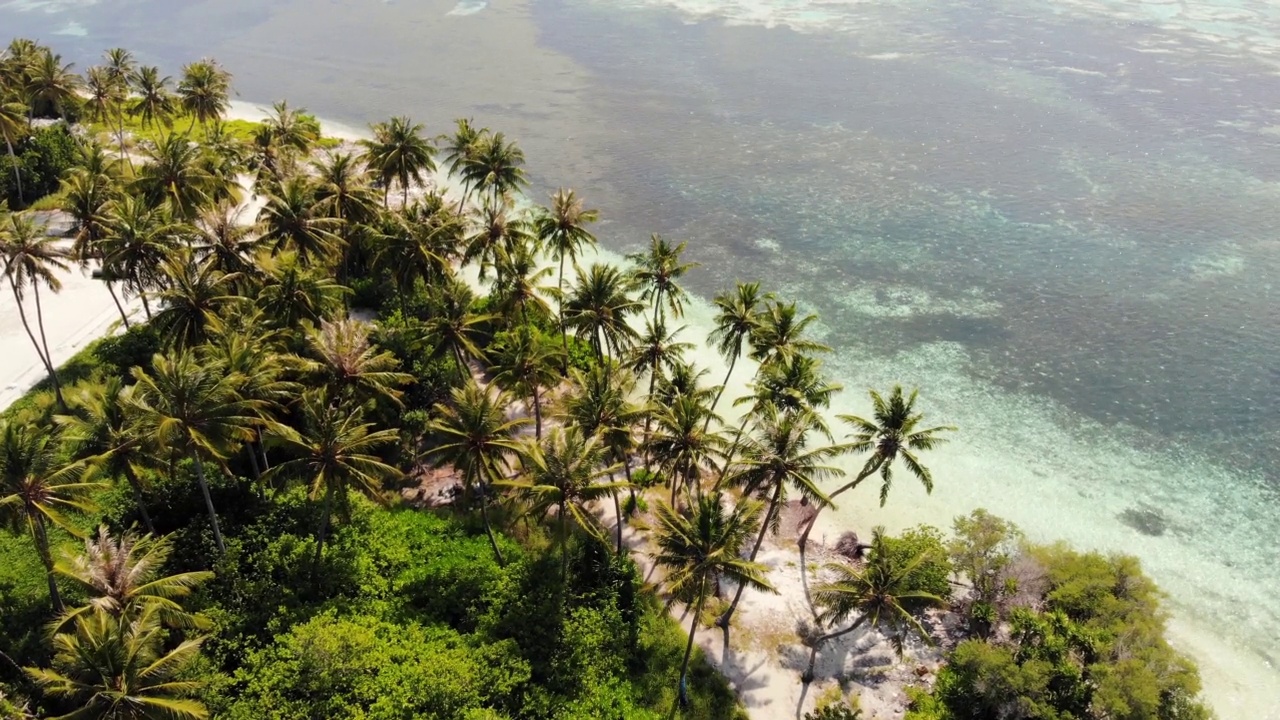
[562,262,643,362]
[646,395,725,507]
[801,527,945,683]
[490,325,562,440]
[249,100,318,184]
[176,58,231,132]
[716,407,841,628]
[0,212,70,406]
[133,132,225,218]
[505,426,624,582]
[750,298,830,368]
[59,170,128,326]
[257,175,341,267]
[52,526,213,631]
[267,391,401,567]
[255,251,347,330]
[302,319,412,408]
[650,492,772,706]
[55,377,156,534]
[191,203,264,289]
[100,194,181,319]
[421,277,494,382]
[0,97,28,204]
[372,210,450,315]
[655,359,717,408]
[361,115,436,207]
[81,65,122,130]
[462,131,526,204]
[150,252,245,350]
[628,233,697,330]
[441,117,486,212]
[494,239,554,324]
[102,48,136,166]
[26,604,209,720]
[128,351,262,553]
[706,281,767,428]
[797,386,954,618]
[535,188,598,368]
[127,65,175,132]
[628,318,693,472]
[311,151,378,282]
[463,196,532,285]
[0,422,99,613]
[24,48,81,120]
[428,382,529,565]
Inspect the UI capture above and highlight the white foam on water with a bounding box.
[446,0,489,17]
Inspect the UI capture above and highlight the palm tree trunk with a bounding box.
[31,282,64,408]
[557,257,570,374]
[8,277,57,396]
[106,281,131,329]
[122,464,155,534]
[802,615,867,684]
[532,383,543,440]
[191,451,226,553]
[560,499,570,585]
[798,466,876,619]
[677,577,708,707]
[244,442,261,483]
[4,135,22,205]
[256,429,271,471]
[704,350,738,435]
[718,481,781,628]
[313,481,334,572]
[30,511,63,613]
[713,412,753,490]
[480,494,506,567]
[115,109,134,173]
[642,366,658,472]
[140,290,153,320]
[612,487,624,556]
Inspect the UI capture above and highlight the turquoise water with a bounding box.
[4,0,1279,711]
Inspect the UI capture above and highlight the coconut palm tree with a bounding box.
[133,133,225,218]
[255,251,347,330]
[750,298,830,368]
[26,604,209,720]
[52,526,213,631]
[421,277,494,382]
[0,97,27,204]
[150,252,245,350]
[372,211,450,315]
[801,527,946,683]
[312,151,378,283]
[463,196,532,285]
[650,492,772,706]
[103,48,135,166]
[490,326,562,440]
[361,115,436,207]
[302,319,412,408]
[655,359,717,408]
[441,117,486,211]
[128,65,175,131]
[24,48,81,120]
[176,58,231,132]
[56,377,156,534]
[59,170,128,326]
[128,350,262,554]
[1,212,70,406]
[506,427,624,582]
[462,131,526,204]
[646,395,725,508]
[248,101,318,185]
[535,188,598,367]
[494,239,554,323]
[706,282,768,427]
[81,65,122,129]
[628,318,693,471]
[562,262,643,362]
[257,176,341,267]
[717,407,841,628]
[628,233,697,330]
[267,391,401,567]
[0,422,99,613]
[100,195,181,319]
[428,382,529,565]
[191,203,263,288]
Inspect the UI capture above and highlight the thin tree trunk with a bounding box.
[705,351,738,435]
[31,282,64,408]
[798,466,875,619]
[256,429,271,471]
[560,499,569,585]
[313,481,334,572]
[713,412,753,490]
[802,615,866,683]
[245,442,261,483]
[192,451,226,553]
[642,366,658,472]
[140,290,153,319]
[122,464,155,534]
[31,511,63,613]
[116,109,134,173]
[106,281,131,329]
[557,257,570,374]
[8,277,56,389]
[718,481,782,628]
[532,383,543,440]
[4,136,22,205]
[480,493,505,567]
[677,578,708,707]
[613,488,624,556]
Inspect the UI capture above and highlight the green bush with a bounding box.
[875,525,953,603]
[0,123,79,208]
[93,324,160,376]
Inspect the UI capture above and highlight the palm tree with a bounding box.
[535,188,598,368]
[628,233,697,330]
[257,176,341,267]
[562,262,643,362]
[249,100,318,184]
[717,407,841,627]
[490,326,562,439]
[361,115,436,207]
[26,605,209,720]
[650,492,772,705]
[441,117,486,211]
[0,422,100,612]
[0,98,27,204]
[56,377,156,533]
[176,59,231,131]
[129,351,262,553]
[59,168,130,326]
[103,48,136,167]
[628,318,693,471]
[372,211,450,314]
[494,239,553,323]
[646,395,725,507]
[428,382,529,565]
[706,282,767,428]
[81,65,122,129]
[1,212,70,406]
[655,359,717,408]
[750,298,830,368]
[191,203,264,288]
[133,133,224,218]
[801,528,945,683]
[463,196,532,285]
[24,48,81,120]
[462,131,526,204]
[302,319,412,408]
[506,427,624,582]
[101,195,181,319]
[421,278,493,382]
[312,152,378,282]
[267,392,401,567]
[797,386,954,616]
[53,526,213,631]
[255,252,347,329]
[150,252,245,350]
[128,65,175,131]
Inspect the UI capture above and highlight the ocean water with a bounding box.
[4,0,1279,713]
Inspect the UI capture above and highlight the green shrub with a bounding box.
[875,525,953,603]
[0,123,79,208]
[93,324,160,376]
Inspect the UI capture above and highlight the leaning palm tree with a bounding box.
[100,195,181,319]
[56,377,156,534]
[717,407,842,627]
[26,604,209,720]
[0,422,100,612]
[505,427,624,582]
[650,492,772,706]
[0,98,28,204]
[129,351,262,553]
[267,391,401,567]
[562,262,643,362]
[490,326,562,440]
[257,175,342,267]
[797,386,954,617]
[535,188,598,367]
[150,252,245,350]
[628,233,697,329]
[127,65,175,132]
[81,65,122,130]
[176,58,231,132]
[132,132,224,218]
[646,395,725,507]
[53,526,213,631]
[361,115,436,207]
[706,281,768,427]
[1,212,70,406]
[801,527,946,683]
[462,131,526,204]
[24,48,81,120]
[59,167,119,290]
[428,382,529,565]
[302,318,412,408]
[628,318,693,470]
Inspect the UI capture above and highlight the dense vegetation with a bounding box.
[0,37,1212,720]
